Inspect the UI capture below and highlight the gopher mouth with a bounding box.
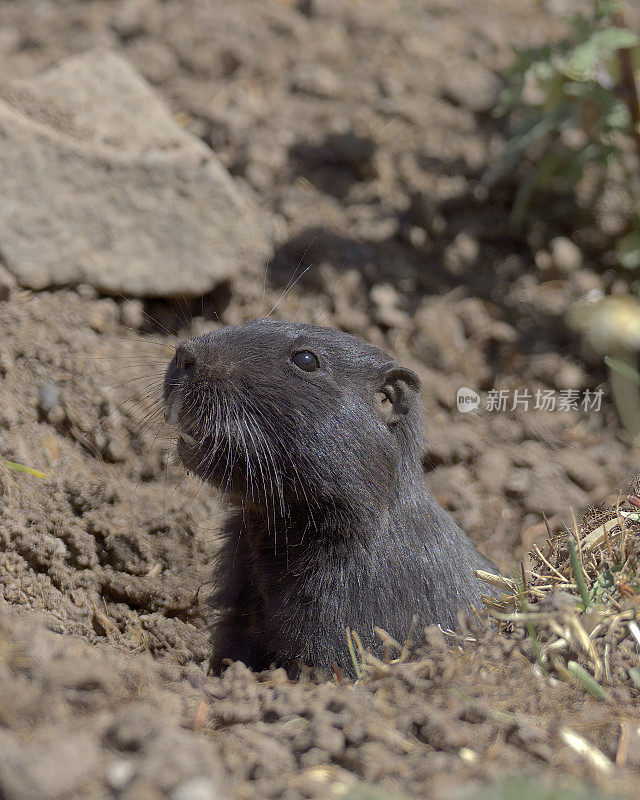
[163,388,199,448]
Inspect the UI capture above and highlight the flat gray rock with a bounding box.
[0,51,271,296]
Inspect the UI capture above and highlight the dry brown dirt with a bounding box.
[1,1,639,799]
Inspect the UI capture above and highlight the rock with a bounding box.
[503,467,531,496]
[443,64,501,113]
[550,236,582,273]
[0,51,271,297]
[134,729,224,796]
[523,470,588,517]
[104,435,129,464]
[476,448,510,495]
[457,297,517,343]
[529,354,586,391]
[291,63,342,98]
[408,226,427,247]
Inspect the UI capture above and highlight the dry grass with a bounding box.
[477,478,640,700]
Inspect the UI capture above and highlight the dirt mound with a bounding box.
[2,601,639,800]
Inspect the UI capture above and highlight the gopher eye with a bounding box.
[291,350,320,372]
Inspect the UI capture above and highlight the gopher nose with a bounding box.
[173,337,234,381]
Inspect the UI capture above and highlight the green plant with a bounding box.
[486,1,640,266]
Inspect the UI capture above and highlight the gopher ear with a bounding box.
[377,367,421,423]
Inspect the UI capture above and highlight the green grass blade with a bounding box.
[3,461,47,479]
[515,571,545,671]
[567,660,610,701]
[567,537,590,608]
[604,355,640,384]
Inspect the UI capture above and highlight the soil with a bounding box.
[1,1,640,799]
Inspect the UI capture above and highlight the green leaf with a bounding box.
[566,28,640,82]
[602,97,631,131]
[617,230,640,270]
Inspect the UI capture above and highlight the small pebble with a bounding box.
[38,382,58,413]
[105,759,136,792]
[170,777,221,800]
[120,299,144,330]
[370,284,409,329]
[458,747,479,763]
[553,362,586,391]
[504,468,531,496]
[370,283,400,309]
[112,0,156,38]
[444,232,479,275]
[89,301,117,333]
[534,250,552,272]
[76,283,98,299]
[104,436,129,463]
[443,64,500,113]
[291,63,342,97]
[567,269,604,296]
[551,236,582,273]
[408,226,427,247]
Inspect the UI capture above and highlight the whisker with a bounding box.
[264,235,317,319]
[265,265,313,319]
